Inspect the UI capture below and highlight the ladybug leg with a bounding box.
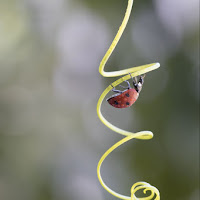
[119,80,130,89]
[112,89,123,93]
[110,84,123,94]
[129,73,137,90]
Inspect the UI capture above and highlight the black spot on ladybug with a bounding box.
[125,93,129,97]
[126,102,130,105]
[114,101,118,105]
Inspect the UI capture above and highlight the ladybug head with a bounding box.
[132,74,145,93]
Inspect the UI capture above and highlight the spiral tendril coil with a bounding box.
[97,0,160,199]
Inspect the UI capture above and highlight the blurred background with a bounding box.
[0,0,199,200]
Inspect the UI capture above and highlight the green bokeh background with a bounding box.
[0,0,199,200]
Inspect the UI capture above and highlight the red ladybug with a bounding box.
[107,74,145,108]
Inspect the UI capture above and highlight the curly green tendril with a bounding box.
[97,0,160,199]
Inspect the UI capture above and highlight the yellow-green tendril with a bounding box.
[97,0,160,199]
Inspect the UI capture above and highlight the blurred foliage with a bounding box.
[0,0,199,200]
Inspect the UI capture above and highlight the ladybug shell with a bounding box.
[107,88,139,108]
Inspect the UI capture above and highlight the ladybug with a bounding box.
[107,74,145,108]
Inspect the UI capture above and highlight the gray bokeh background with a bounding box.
[0,0,199,200]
